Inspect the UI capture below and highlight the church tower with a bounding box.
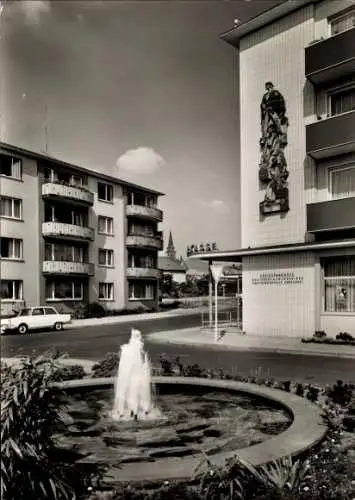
[166,231,177,261]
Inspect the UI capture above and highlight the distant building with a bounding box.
[0,142,164,315]
[183,258,209,279]
[158,232,187,283]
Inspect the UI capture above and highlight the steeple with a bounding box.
[166,230,176,261]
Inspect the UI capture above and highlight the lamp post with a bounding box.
[208,260,213,329]
[210,264,224,342]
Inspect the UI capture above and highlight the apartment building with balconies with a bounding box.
[0,142,164,316]
[195,0,355,337]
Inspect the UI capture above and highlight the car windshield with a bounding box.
[18,308,32,316]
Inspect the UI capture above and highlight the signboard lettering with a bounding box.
[252,272,304,285]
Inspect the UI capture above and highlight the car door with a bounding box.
[30,308,46,329]
[44,307,59,328]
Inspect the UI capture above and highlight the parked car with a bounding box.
[1,306,72,335]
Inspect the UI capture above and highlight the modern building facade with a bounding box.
[0,142,164,316]
[195,0,355,337]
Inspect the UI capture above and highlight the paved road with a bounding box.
[1,314,354,386]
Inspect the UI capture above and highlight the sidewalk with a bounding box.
[63,306,228,329]
[147,327,355,359]
[0,306,218,331]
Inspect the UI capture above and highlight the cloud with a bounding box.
[197,199,230,214]
[116,147,166,175]
[20,1,50,25]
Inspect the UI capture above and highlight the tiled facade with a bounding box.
[0,143,163,316]
[218,0,355,337]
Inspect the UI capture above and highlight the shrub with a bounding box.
[1,356,77,499]
[306,386,319,403]
[83,302,106,318]
[92,352,120,378]
[336,331,354,342]
[51,364,86,382]
[313,331,326,340]
[326,380,353,406]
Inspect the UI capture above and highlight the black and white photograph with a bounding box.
[1,0,355,498]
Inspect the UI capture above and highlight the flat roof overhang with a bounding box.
[188,239,355,263]
[220,0,318,49]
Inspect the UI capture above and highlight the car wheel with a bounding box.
[18,323,28,335]
[54,322,63,331]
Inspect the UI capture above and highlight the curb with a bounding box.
[147,333,355,360]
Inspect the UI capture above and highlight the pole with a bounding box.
[208,260,213,329]
[214,280,218,342]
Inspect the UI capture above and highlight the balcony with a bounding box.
[126,233,163,251]
[43,261,95,275]
[42,222,94,241]
[306,111,355,160]
[42,182,94,206]
[307,197,355,233]
[126,204,163,222]
[305,28,355,85]
[126,268,160,279]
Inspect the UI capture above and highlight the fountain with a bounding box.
[55,327,325,485]
[111,328,161,421]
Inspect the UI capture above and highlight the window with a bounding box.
[44,243,85,262]
[329,166,355,199]
[0,155,22,180]
[44,204,85,226]
[0,197,22,219]
[323,257,355,313]
[0,238,23,260]
[329,86,355,116]
[18,308,31,316]
[99,282,114,300]
[0,280,23,300]
[32,308,44,316]
[127,191,157,207]
[98,216,113,235]
[44,307,57,315]
[128,254,154,268]
[98,182,113,202]
[129,223,154,237]
[128,282,154,300]
[45,280,83,300]
[330,8,355,36]
[98,249,114,267]
[44,168,86,187]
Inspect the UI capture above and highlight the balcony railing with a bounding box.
[42,182,94,206]
[306,111,355,160]
[126,267,160,279]
[126,234,163,250]
[126,204,163,222]
[42,222,94,241]
[307,197,355,233]
[305,28,355,85]
[42,261,95,275]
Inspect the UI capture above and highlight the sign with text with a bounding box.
[252,272,304,285]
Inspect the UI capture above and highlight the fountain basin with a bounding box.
[54,376,327,483]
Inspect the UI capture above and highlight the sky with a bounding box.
[0,0,282,257]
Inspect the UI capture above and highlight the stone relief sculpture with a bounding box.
[259,82,289,215]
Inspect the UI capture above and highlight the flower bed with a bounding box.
[2,354,355,500]
[301,331,355,346]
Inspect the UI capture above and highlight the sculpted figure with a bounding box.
[259,82,289,211]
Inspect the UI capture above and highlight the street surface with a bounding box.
[1,313,354,386]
